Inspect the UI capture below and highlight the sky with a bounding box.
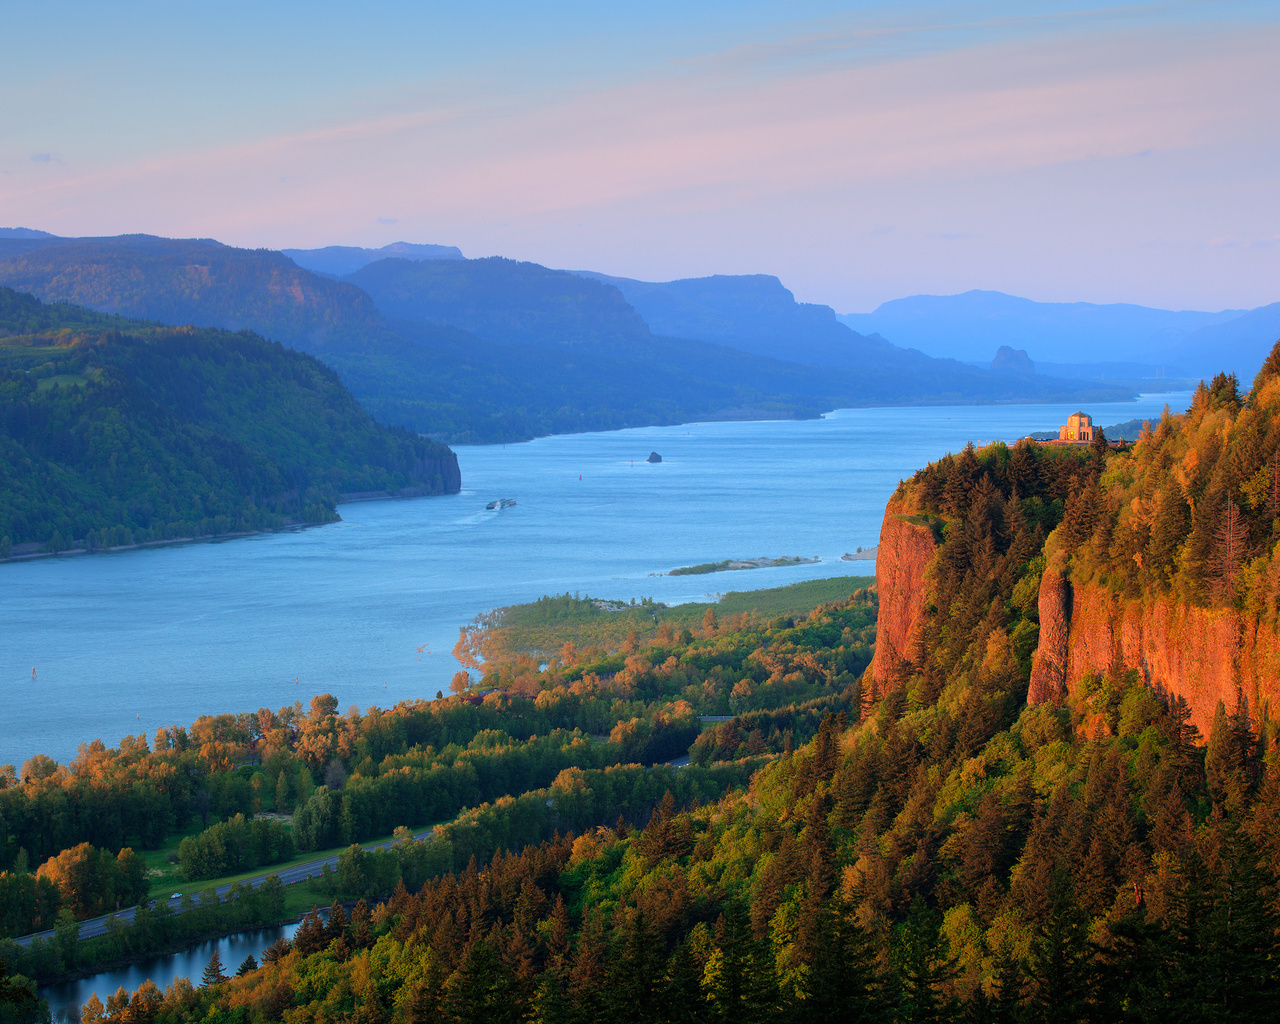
[1,0,1277,313]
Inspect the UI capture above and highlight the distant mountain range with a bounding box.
[282,241,464,278]
[0,231,1136,443]
[839,290,1280,381]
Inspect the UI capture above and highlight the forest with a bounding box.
[9,353,1280,1022]
[0,288,458,552]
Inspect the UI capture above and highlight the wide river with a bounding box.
[2,395,1188,767]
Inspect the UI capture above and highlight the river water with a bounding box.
[1,395,1188,768]
[39,920,304,1022]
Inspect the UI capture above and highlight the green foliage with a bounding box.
[177,814,294,882]
[0,872,60,940]
[0,287,457,550]
[0,874,287,990]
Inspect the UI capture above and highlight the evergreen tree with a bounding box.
[1023,883,1094,1024]
[440,938,518,1024]
[703,910,776,1024]
[292,908,328,955]
[200,948,228,987]
[889,897,958,1024]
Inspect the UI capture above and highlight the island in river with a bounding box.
[666,555,820,576]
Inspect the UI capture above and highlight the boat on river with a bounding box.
[485,498,517,510]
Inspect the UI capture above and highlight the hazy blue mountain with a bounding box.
[282,241,464,278]
[0,235,384,349]
[839,290,1249,373]
[0,233,1137,443]
[0,237,835,440]
[354,257,1135,407]
[1168,302,1280,380]
[576,271,908,370]
[0,227,56,239]
[990,346,1034,375]
[350,257,652,350]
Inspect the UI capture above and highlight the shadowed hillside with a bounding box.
[0,288,458,554]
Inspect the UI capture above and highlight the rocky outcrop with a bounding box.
[647,452,662,463]
[1028,578,1280,739]
[1027,564,1071,705]
[867,498,938,693]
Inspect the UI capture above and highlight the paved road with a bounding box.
[13,827,433,948]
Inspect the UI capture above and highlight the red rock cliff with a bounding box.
[867,497,938,694]
[1027,563,1070,705]
[1029,579,1280,740]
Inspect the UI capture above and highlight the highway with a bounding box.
[13,827,433,948]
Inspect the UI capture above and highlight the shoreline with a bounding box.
[0,522,328,565]
[2,486,462,566]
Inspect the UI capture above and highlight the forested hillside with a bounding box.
[0,288,458,553]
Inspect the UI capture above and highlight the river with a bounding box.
[1,395,1188,768]
[39,920,305,1022]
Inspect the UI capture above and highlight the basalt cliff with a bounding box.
[867,354,1280,738]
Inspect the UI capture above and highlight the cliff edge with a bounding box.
[867,359,1280,743]
[867,497,938,694]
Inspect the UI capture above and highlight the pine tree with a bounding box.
[527,974,572,1024]
[236,953,258,976]
[569,909,608,1022]
[1023,882,1094,1024]
[605,906,665,1023]
[292,908,328,955]
[799,899,888,1023]
[702,910,777,1024]
[1146,487,1190,585]
[889,897,959,1024]
[200,948,228,987]
[1207,497,1250,602]
[261,936,292,965]
[439,938,518,1024]
[325,898,348,942]
[657,941,704,1024]
[1205,700,1233,807]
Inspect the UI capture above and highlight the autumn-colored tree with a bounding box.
[1207,497,1250,602]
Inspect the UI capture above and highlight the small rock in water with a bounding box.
[647,451,662,463]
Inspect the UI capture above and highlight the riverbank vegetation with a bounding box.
[0,580,873,942]
[452,576,871,667]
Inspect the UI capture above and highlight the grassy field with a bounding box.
[141,824,204,898]
[479,574,875,662]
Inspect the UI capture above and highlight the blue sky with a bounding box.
[2,1,1277,311]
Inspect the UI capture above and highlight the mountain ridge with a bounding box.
[840,288,1276,378]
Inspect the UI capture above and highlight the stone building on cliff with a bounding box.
[1059,411,1094,442]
